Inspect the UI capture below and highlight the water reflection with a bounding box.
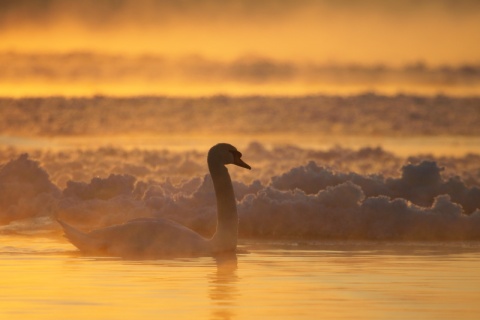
[1,236,480,319]
[209,252,239,320]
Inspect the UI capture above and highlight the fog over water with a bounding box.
[1,92,480,240]
[0,0,479,243]
[1,53,480,96]
[1,0,480,96]
[1,95,479,137]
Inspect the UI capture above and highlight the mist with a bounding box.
[1,95,479,141]
[0,142,479,240]
[1,0,479,66]
[1,53,480,97]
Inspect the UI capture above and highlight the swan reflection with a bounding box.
[209,252,239,320]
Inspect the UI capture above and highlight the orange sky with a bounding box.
[1,0,479,66]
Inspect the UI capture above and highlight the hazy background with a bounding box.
[0,0,479,238]
[1,0,479,64]
[0,0,479,96]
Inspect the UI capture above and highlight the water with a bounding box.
[1,236,479,320]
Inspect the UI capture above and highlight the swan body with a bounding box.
[58,143,251,258]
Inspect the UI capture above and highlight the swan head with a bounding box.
[208,143,251,170]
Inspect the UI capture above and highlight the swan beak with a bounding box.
[232,151,251,170]
[235,157,251,170]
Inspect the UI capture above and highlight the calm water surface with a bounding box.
[1,236,479,320]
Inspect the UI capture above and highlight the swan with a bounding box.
[57,143,251,258]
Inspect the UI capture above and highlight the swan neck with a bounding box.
[208,161,238,252]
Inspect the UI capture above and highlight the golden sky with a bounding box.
[1,0,479,66]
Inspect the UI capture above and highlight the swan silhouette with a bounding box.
[57,143,251,258]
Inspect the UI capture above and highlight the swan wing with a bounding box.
[86,218,210,258]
